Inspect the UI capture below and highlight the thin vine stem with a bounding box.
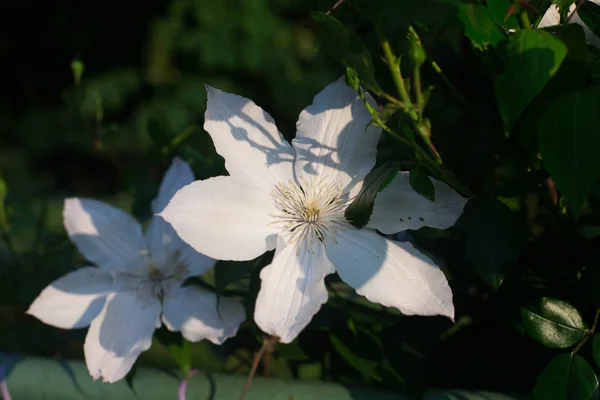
[239,336,278,400]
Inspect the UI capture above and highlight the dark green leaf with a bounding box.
[330,333,382,381]
[458,4,504,48]
[487,0,519,29]
[538,87,600,217]
[521,297,588,348]
[463,199,526,288]
[533,353,598,400]
[495,30,567,131]
[345,162,399,228]
[214,258,258,296]
[542,24,588,91]
[409,169,435,202]
[311,12,381,92]
[578,0,600,36]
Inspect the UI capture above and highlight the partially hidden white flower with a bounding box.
[27,157,246,383]
[538,0,600,49]
[161,79,468,344]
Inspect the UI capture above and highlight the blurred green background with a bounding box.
[0,0,341,377]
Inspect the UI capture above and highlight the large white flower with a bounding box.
[538,0,600,49]
[27,158,246,383]
[161,79,467,344]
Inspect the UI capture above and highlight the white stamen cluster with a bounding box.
[271,177,351,250]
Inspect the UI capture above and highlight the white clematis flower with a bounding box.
[538,0,600,49]
[161,79,467,344]
[27,157,246,383]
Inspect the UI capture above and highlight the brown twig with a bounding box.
[239,336,278,400]
[325,0,348,14]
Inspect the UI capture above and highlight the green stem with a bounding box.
[519,10,531,29]
[379,34,418,121]
[413,67,425,116]
[572,335,589,355]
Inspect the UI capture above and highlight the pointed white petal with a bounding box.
[367,172,467,234]
[63,198,149,271]
[160,176,278,261]
[152,157,195,214]
[26,267,113,329]
[162,286,245,344]
[205,86,294,191]
[292,78,381,196]
[254,239,334,344]
[326,229,454,319]
[537,4,563,28]
[84,291,161,383]
[145,216,215,277]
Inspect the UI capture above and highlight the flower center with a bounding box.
[145,250,189,300]
[271,177,351,249]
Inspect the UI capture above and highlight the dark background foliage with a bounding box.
[2,0,600,398]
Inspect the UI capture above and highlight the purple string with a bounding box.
[177,369,199,400]
[0,354,16,400]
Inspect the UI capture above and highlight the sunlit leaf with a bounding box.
[521,297,588,349]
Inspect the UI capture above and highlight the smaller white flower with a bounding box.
[27,158,245,383]
[538,1,600,49]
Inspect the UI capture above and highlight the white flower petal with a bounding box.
[145,216,215,277]
[26,267,113,329]
[367,171,467,234]
[160,176,278,261]
[538,3,600,49]
[64,198,149,271]
[538,4,564,28]
[84,291,161,383]
[326,229,454,319]
[152,157,195,214]
[292,78,381,196]
[162,286,245,344]
[254,239,334,344]
[205,85,294,191]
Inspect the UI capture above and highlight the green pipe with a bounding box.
[1,357,528,400]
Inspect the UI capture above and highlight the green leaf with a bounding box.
[330,333,382,381]
[495,30,567,131]
[578,0,600,37]
[487,0,519,29]
[542,24,589,91]
[458,4,504,48]
[409,169,435,202]
[521,298,588,348]
[593,334,600,368]
[214,258,258,296]
[462,199,526,288]
[311,12,380,92]
[538,87,600,217]
[533,353,598,400]
[345,162,399,228]
[167,339,192,376]
[556,0,577,21]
